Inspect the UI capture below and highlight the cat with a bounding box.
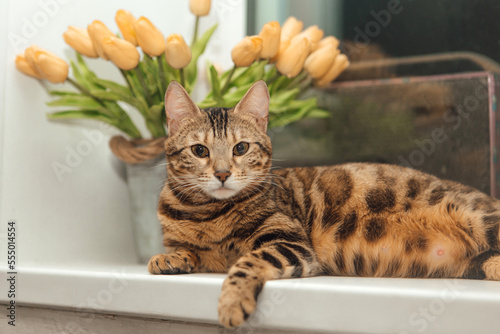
[148,80,500,328]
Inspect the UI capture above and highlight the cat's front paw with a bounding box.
[148,253,194,275]
[218,276,262,328]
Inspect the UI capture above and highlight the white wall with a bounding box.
[0,0,246,267]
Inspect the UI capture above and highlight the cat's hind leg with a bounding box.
[463,250,500,280]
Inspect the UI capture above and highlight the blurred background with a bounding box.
[249,0,500,66]
[247,0,500,197]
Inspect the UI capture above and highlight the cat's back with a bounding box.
[274,162,451,213]
[274,162,484,211]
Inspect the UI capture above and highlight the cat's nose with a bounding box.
[214,170,231,183]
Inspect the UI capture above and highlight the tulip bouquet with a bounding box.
[199,17,350,128]
[14,0,349,162]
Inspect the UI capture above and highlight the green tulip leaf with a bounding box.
[75,54,101,89]
[47,95,102,109]
[150,103,165,119]
[47,109,113,122]
[209,65,222,102]
[48,90,82,97]
[93,79,131,96]
[307,108,331,118]
[270,88,300,104]
[264,66,278,82]
[185,23,217,87]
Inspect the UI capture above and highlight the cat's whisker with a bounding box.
[173,183,202,203]
[154,161,172,167]
[154,179,169,192]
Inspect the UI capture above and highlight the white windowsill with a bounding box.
[2,265,500,333]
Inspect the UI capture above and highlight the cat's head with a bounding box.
[164,81,272,201]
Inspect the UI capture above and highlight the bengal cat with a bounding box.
[148,80,500,328]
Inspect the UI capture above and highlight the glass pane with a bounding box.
[250,0,500,196]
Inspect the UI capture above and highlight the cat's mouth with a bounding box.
[210,186,238,199]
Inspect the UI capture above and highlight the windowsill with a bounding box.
[2,265,500,333]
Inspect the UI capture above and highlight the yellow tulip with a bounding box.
[115,9,137,46]
[314,54,350,87]
[23,45,40,72]
[231,36,263,67]
[15,54,43,79]
[63,26,98,58]
[165,34,192,69]
[189,0,211,17]
[134,16,165,57]
[295,25,324,49]
[24,45,69,83]
[304,44,340,79]
[281,16,303,41]
[102,37,140,70]
[313,36,339,52]
[259,21,280,59]
[87,20,115,60]
[276,37,310,78]
[269,37,290,64]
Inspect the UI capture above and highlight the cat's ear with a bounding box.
[164,81,201,136]
[233,80,270,132]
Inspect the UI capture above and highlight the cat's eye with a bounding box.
[233,142,249,156]
[191,144,209,158]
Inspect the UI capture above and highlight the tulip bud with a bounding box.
[259,21,280,59]
[24,45,69,83]
[102,37,140,70]
[281,16,303,41]
[304,44,340,79]
[165,34,192,69]
[314,54,349,88]
[231,36,263,67]
[189,0,211,17]
[269,38,290,64]
[15,54,43,79]
[276,37,310,78]
[295,25,324,49]
[63,26,98,58]
[134,17,165,57]
[87,20,115,60]
[313,36,339,52]
[115,9,137,46]
[23,45,40,73]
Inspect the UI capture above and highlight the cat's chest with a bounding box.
[162,217,248,272]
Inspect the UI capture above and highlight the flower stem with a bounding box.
[179,68,186,88]
[67,77,106,107]
[299,75,314,91]
[220,65,237,96]
[287,70,308,90]
[134,67,153,106]
[119,69,136,97]
[157,56,168,94]
[192,16,200,45]
[266,72,281,86]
